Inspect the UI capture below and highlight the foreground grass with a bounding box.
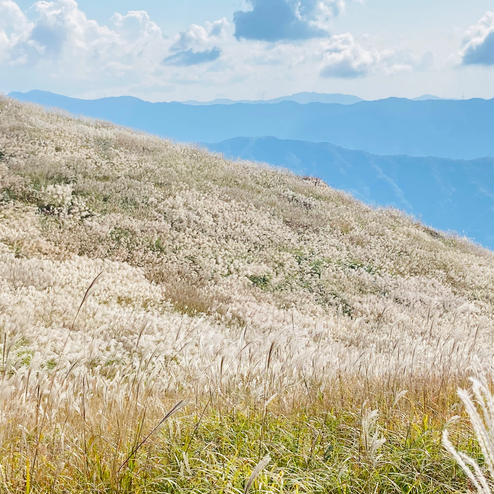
[0,391,483,493]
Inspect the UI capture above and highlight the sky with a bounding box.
[0,0,493,101]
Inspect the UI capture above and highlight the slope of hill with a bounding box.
[205,136,494,249]
[0,98,493,492]
[9,90,494,159]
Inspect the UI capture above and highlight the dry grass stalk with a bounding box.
[443,374,494,493]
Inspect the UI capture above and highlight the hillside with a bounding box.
[205,136,494,248]
[1,98,493,492]
[10,90,494,159]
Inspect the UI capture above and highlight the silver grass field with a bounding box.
[0,97,492,493]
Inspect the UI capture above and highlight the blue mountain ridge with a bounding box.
[182,92,363,105]
[9,90,494,160]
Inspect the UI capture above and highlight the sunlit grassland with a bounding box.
[0,97,492,492]
[0,388,484,493]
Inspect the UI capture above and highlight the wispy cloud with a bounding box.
[163,47,221,66]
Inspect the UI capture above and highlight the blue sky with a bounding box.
[1,0,493,101]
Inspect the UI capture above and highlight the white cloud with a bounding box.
[162,18,230,66]
[0,0,167,76]
[460,11,494,66]
[301,0,346,29]
[319,33,426,78]
[170,18,230,53]
[0,0,33,63]
[0,0,439,100]
[112,10,161,41]
[0,0,31,38]
[320,33,377,77]
[28,0,115,60]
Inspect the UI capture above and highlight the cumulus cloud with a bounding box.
[460,11,494,66]
[163,18,228,66]
[0,0,166,72]
[112,10,163,47]
[233,0,344,42]
[0,0,28,33]
[0,0,33,63]
[19,0,115,62]
[0,0,430,99]
[319,33,424,78]
[170,19,228,52]
[0,0,238,97]
[320,34,375,77]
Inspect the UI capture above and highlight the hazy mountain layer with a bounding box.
[183,92,363,105]
[10,90,494,159]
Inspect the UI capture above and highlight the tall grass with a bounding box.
[0,97,492,492]
[443,375,494,493]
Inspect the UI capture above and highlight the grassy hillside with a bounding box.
[0,97,493,493]
[204,136,494,248]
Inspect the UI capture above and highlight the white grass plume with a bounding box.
[361,407,386,466]
[244,454,271,493]
[443,375,494,493]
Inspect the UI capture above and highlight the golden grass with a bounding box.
[0,97,493,492]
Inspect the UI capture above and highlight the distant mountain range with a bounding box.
[182,92,363,105]
[183,93,441,105]
[9,90,494,159]
[413,94,441,101]
[204,137,494,248]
